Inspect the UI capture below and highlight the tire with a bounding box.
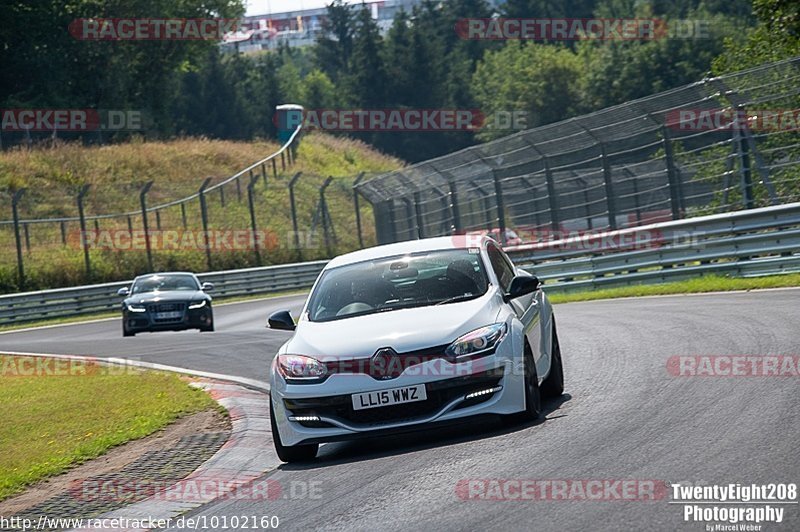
[541,318,564,398]
[122,322,135,337]
[504,341,541,425]
[270,394,318,463]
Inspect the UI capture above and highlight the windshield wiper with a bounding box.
[434,293,478,306]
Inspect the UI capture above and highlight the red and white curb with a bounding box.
[70,380,281,532]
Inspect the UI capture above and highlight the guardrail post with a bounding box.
[77,184,91,280]
[139,181,154,271]
[599,143,617,230]
[413,191,425,239]
[352,172,366,248]
[11,189,26,290]
[272,158,278,179]
[281,151,286,171]
[320,176,334,256]
[198,177,213,271]
[247,171,262,266]
[733,108,755,210]
[261,162,267,186]
[448,180,462,234]
[289,172,303,260]
[661,126,683,220]
[402,197,417,239]
[491,170,507,245]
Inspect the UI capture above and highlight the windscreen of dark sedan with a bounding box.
[132,274,200,294]
[307,249,490,322]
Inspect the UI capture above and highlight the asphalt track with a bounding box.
[1,289,798,530]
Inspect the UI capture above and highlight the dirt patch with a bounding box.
[0,409,230,515]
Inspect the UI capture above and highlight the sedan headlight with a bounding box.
[126,304,147,313]
[188,300,207,309]
[446,323,507,360]
[276,354,327,382]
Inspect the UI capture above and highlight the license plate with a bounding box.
[351,384,427,411]
[155,311,182,319]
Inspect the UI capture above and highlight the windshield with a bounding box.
[306,249,489,322]
[132,274,199,294]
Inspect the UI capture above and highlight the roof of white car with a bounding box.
[326,236,487,269]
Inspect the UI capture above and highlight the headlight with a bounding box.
[188,300,207,309]
[276,354,327,381]
[126,304,146,313]
[446,323,507,360]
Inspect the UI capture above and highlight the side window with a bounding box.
[487,244,515,292]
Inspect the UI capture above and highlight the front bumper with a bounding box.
[123,305,212,331]
[271,340,525,447]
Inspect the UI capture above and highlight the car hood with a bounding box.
[285,291,504,358]
[125,290,207,304]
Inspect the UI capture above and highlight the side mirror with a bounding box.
[268,310,296,331]
[117,287,129,297]
[504,275,540,302]
[201,282,214,292]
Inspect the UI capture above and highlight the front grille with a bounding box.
[285,367,504,428]
[148,302,186,323]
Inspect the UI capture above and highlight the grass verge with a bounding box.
[0,358,217,501]
[548,273,800,304]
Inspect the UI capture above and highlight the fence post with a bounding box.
[661,126,683,220]
[198,178,213,271]
[247,171,262,266]
[272,158,278,179]
[60,221,67,245]
[448,180,462,234]
[599,143,617,230]
[23,223,30,252]
[733,108,755,209]
[180,204,187,229]
[413,191,425,239]
[127,215,133,233]
[320,176,334,256]
[235,176,242,202]
[261,162,268,186]
[155,210,162,231]
[11,189,26,290]
[491,170,507,245]
[77,184,92,280]
[289,172,303,260]
[525,141,560,232]
[352,172,366,248]
[281,151,286,171]
[219,185,225,207]
[139,181,154,271]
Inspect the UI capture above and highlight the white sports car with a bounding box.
[267,236,564,462]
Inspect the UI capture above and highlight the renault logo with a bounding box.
[370,347,398,380]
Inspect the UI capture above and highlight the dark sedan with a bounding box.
[117,272,214,336]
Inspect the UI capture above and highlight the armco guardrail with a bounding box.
[1,203,799,325]
[0,260,327,326]
[507,202,800,293]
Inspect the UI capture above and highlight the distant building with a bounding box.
[223,0,500,52]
